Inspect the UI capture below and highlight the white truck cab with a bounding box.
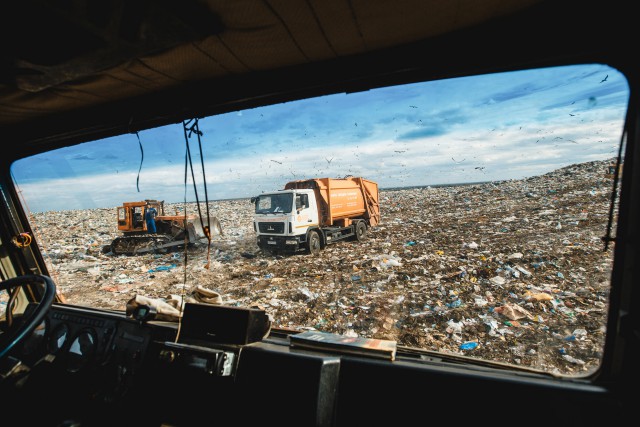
[253,189,319,252]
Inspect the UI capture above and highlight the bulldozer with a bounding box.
[104,199,222,255]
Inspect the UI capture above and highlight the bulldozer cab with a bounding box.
[117,200,164,234]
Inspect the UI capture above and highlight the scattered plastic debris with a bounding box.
[30,159,616,375]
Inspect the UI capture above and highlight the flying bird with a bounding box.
[600,75,608,83]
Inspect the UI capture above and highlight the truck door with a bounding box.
[297,192,318,227]
[295,194,307,212]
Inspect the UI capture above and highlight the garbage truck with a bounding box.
[252,177,380,254]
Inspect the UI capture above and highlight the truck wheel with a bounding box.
[355,221,367,241]
[307,231,321,255]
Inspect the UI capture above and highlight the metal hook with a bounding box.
[12,232,32,248]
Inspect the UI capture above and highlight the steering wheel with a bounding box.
[0,275,56,360]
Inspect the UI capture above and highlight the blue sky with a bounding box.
[12,63,629,212]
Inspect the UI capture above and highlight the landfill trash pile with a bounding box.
[30,158,618,376]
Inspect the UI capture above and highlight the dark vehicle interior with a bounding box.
[1,0,638,425]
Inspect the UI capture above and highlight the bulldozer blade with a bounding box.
[192,216,223,239]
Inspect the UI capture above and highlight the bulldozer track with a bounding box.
[110,234,175,255]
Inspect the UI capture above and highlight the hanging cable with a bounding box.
[135,131,144,192]
[174,126,192,344]
[182,118,213,269]
[602,127,626,252]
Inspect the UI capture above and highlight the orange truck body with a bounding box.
[284,177,380,227]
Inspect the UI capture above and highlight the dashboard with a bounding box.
[3,297,627,426]
[14,301,259,378]
[7,301,330,425]
[20,304,121,371]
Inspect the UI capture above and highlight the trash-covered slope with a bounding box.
[30,158,618,375]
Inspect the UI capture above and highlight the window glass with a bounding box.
[11,64,628,376]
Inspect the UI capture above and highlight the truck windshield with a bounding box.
[9,63,628,377]
[255,194,293,214]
